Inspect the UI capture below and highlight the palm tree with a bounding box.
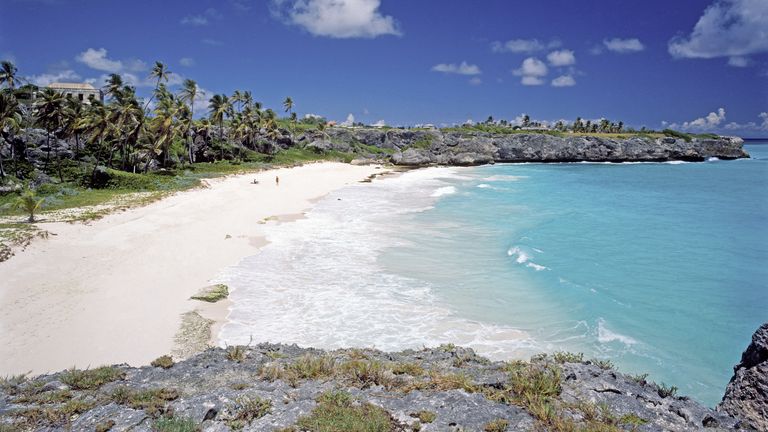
[62,97,84,157]
[112,86,144,170]
[15,189,44,223]
[151,91,184,168]
[283,97,294,135]
[231,90,243,113]
[179,79,198,164]
[104,74,124,100]
[0,92,22,180]
[599,119,610,133]
[34,88,66,176]
[242,91,253,110]
[208,94,231,159]
[79,100,114,184]
[143,61,170,111]
[0,61,18,91]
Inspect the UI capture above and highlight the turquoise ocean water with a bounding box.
[219,142,767,407]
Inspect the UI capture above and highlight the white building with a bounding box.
[47,82,103,104]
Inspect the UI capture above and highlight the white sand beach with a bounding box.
[0,162,387,376]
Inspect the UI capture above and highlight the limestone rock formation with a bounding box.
[720,322,768,430]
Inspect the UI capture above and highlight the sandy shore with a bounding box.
[0,162,388,376]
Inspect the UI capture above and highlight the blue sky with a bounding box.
[1,0,767,135]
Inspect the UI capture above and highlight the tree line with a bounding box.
[0,60,302,184]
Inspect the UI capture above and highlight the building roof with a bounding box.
[47,82,99,91]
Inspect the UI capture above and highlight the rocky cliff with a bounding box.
[1,339,762,432]
[311,128,749,166]
[719,323,768,430]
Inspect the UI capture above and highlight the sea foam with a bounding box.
[215,167,536,360]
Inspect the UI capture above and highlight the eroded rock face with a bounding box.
[719,322,768,430]
[0,344,748,431]
[325,128,749,166]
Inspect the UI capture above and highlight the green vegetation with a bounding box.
[590,358,615,370]
[552,352,584,364]
[110,386,180,417]
[60,366,125,390]
[0,60,363,232]
[390,361,425,377]
[657,382,679,398]
[294,391,394,432]
[154,416,200,432]
[13,189,44,222]
[662,128,720,142]
[226,345,247,362]
[222,394,272,430]
[408,135,434,150]
[413,410,436,423]
[483,418,509,432]
[10,398,94,428]
[190,284,229,303]
[151,355,175,369]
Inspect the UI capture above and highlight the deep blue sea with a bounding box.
[219,141,768,407]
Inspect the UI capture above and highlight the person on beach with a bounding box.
[276,176,280,186]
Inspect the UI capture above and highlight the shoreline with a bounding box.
[0,162,390,376]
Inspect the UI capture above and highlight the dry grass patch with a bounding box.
[60,366,125,390]
[294,390,395,432]
[111,386,180,418]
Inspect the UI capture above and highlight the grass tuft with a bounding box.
[111,386,180,417]
[296,390,394,432]
[552,352,584,364]
[154,415,200,432]
[226,345,247,363]
[60,366,125,390]
[412,410,436,423]
[657,382,678,398]
[483,418,509,432]
[151,355,175,369]
[221,394,272,430]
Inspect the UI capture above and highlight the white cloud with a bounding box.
[546,49,575,66]
[28,70,81,87]
[723,112,768,131]
[431,61,482,76]
[179,57,196,67]
[181,15,209,26]
[727,56,750,67]
[491,39,560,53]
[273,0,401,39]
[180,8,222,26]
[603,38,645,53]
[668,108,727,131]
[202,38,223,46]
[469,77,482,86]
[76,48,147,74]
[668,0,768,60]
[341,113,355,126]
[513,57,548,85]
[372,119,386,127]
[87,70,185,89]
[76,48,123,73]
[551,75,576,87]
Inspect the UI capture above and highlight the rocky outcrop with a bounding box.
[720,322,768,430]
[322,128,749,166]
[0,344,749,431]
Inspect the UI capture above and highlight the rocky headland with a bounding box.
[1,323,765,431]
[308,128,749,166]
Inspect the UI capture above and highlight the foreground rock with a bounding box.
[320,128,749,166]
[0,344,750,431]
[720,323,768,430]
